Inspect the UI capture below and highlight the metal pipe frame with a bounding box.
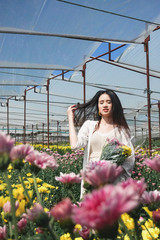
[144,36,152,153]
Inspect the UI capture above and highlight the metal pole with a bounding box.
[134,116,136,138]
[32,124,34,145]
[82,64,86,120]
[158,101,160,138]
[108,43,111,61]
[42,123,44,147]
[24,90,26,144]
[47,79,50,148]
[15,128,16,145]
[144,36,152,153]
[7,99,9,135]
[57,121,59,150]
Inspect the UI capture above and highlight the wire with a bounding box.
[57,0,160,26]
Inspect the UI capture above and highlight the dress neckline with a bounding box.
[96,127,118,136]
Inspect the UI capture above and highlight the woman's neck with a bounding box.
[100,117,113,126]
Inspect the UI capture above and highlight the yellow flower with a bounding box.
[36,178,43,183]
[121,213,135,230]
[7,164,13,171]
[141,219,155,230]
[121,146,132,157]
[124,235,130,240]
[143,207,152,218]
[27,178,34,184]
[16,200,26,216]
[44,197,48,201]
[74,224,82,231]
[142,227,160,239]
[38,186,50,194]
[0,183,7,191]
[12,187,25,200]
[42,182,55,189]
[60,233,72,240]
[26,173,32,177]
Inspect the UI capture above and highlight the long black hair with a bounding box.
[74,89,130,135]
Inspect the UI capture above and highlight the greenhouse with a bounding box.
[0,1,160,240]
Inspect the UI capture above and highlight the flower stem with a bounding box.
[48,222,59,240]
[68,189,77,203]
[32,172,43,206]
[19,171,32,205]
[3,171,19,240]
[8,221,13,239]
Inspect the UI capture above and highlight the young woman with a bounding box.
[67,89,135,195]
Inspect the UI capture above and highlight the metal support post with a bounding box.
[144,36,152,153]
[7,99,9,135]
[47,79,50,148]
[24,90,26,144]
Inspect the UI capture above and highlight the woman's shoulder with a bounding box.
[84,120,97,126]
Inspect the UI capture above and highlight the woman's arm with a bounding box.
[67,105,90,150]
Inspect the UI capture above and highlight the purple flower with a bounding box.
[55,172,81,184]
[81,160,123,187]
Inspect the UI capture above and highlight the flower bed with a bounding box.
[0,133,160,240]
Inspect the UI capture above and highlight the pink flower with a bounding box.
[25,151,58,170]
[0,225,7,240]
[153,209,160,224]
[50,198,73,221]
[145,156,160,172]
[17,218,27,232]
[119,178,146,196]
[55,172,81,184]
[79,226,90,240]
[0,133,14,154]
[140,190,160,205]
[3,201,11,214]
[3,201,19,214]
[25,203,44,221]
[10,144,34,161]
[72,184,139,230]
[81,160,123,186]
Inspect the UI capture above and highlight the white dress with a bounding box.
[71,120,135,198]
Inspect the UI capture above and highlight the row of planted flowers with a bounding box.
[0,133,160,239]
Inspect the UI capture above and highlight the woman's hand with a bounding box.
[67,104,77,120]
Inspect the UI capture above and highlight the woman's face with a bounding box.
[98,93,112,117]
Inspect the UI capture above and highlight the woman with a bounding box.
[67,89,135,196]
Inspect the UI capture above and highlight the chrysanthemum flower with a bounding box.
[0,133,14,170]
[0,133,14,154]
[50,198,73,221]
[119,178,146,196]
[81,160,123,186]
[0,225,7,240]
[140,190,160,205]
[17,217,27,232]
[25,150,59,170]
[10,144,34,161]
[55,172,81,184]
[145,156,160,172]
[72,183,140,230]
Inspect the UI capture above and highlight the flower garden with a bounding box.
[0,133,160,240]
